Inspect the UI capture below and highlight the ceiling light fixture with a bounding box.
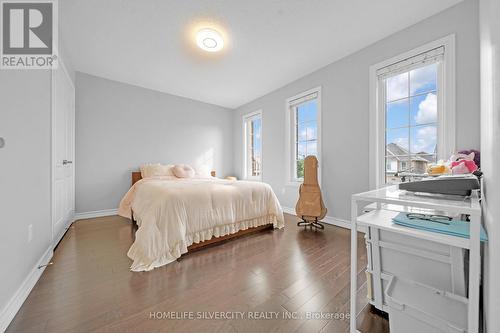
[196,28,224,52]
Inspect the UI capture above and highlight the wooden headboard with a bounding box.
[132,172,142,186]
[131,170,216,186]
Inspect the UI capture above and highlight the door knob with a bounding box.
[63,160,73,165]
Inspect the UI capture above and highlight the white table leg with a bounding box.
[350,199,358,333]
[468,213,481,333]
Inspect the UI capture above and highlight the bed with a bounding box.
[118,172,284,271]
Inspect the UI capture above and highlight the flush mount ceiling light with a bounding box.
[196,28,224,52]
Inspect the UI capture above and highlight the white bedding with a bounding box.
[118,176,284,271]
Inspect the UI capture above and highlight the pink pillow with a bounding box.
[173,164,195,178]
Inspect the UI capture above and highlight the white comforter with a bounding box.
[118,177,284,271]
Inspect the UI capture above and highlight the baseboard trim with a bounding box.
[76,207,359,230]
[281,206,296,216]
[74,208,118,220]
[323,215,352,229]
[0,246,53,332]
[282,206,365,231]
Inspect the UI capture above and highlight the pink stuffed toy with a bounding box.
[450,152,478,174]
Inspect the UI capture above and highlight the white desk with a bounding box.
[349,186,482,333]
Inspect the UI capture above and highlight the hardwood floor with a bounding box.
[7,214,388,333]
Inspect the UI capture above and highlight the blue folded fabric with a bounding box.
[392,212,488,242]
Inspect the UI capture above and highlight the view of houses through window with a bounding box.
[385,62,439,184]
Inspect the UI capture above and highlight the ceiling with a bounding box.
[61,0,462,109]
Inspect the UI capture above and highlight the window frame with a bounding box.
[369,35,456,188]
[285,86,322,186]
[242,110,263,181]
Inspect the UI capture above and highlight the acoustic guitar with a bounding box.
[295,155,327,229]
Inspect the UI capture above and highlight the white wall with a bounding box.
[233,0,480,221]
[479,0,500,331]
[0,71,52,326]
[75,72,234,214]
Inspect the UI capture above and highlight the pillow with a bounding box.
[161,164,175,176]
[173,164,195,178]
[140,163,174,178]
[195,165,213,178]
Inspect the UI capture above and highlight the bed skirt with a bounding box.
[128,214,281,272]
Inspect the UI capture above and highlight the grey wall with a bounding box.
[75,73,234,213]
[233,0,480,221]
[0,71,52,317]
[479,0,500,331]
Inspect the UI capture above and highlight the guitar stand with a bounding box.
[297,217,324,230]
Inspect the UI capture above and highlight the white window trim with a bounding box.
[369,35,456,189]
[285,86,322,187]
[242,110,263,181]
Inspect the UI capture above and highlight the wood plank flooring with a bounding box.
[6,214,388,333]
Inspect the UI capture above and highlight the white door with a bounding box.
[52,62,75,247]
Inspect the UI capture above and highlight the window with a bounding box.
[286,87,321,183]
[243,111,262,179]
[370,36,455,187]
[384,61,439,184]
